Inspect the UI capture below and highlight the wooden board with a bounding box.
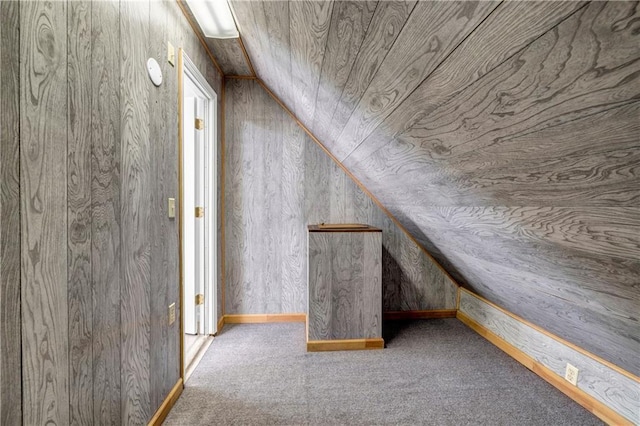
[67,2,93,424]
[20,1,69,424]
[307,338,384,352]
[289,0,334,122]
[0,1,22,424]
[324,0,416,149]
[90,0,122,423]
[149,0,169,412]
[262,1,293,110]
[346,1,587,164]
[120,0,151,422]
[333,1,499,160]
[310,0,377,144]
[312,224,379,231]
[166,0,184,397]
[223,313,306,324]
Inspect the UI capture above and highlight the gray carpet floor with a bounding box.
[164,319,602,425]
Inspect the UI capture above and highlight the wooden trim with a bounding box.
[220,78,226,317]
[255,78,461,289]
[457,312,633,426]
[177,49,185,381]
[237,36,256,77]
[383,310,457,320]
[225,75,258,80]
[307,338,385,352]
[216,315,225,334]
[147,378,184,426]
[224,313,307,324]
[309,224,381,232]
[459,288,640,383]
[175,0,224,77]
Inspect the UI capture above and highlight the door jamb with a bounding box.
[178,48,218,381]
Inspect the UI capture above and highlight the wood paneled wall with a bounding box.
[224,78,457,314]
[6,1,222,424]
[0,1,22,424]
[229,0,640,376]
[459,290,640,424]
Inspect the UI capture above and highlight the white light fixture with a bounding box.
[187,0,239,39]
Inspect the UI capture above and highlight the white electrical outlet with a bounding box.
[168,303,176,325]
[168,197,176,218]
[565,363,579,386]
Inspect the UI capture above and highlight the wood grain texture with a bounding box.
[310,0,377,144]
[67,2,93,424]
[206,38,252,76]
[346,0,587,164]
[307,337,384,352]
[261,1,293,110]
[166,0,184,396]
[12,0,222,423]
[231,1,638,376]
[0,1,21,424]
[280,89,306,313]
[148,378,183,426]
[352,102,640,208]
[333,1,499,160]
[120,0,151,422]
[149,0,169,412]
[225,79,456,315]
[324,0,416,148]
[20,1,69,424]
[224,313,306,324]
[90,0,121,423]
[228,1,278,102]
[339,1,640,375]
[289,0,334,122]
[459,290,640,424]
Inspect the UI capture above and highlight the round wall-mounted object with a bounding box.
[147,58,163,87]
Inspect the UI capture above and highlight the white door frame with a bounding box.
[178,49,218,378]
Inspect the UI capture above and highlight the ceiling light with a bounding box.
[187,0,239,39]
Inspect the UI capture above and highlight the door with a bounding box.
[183,89,206,336]
[180,50,218,377]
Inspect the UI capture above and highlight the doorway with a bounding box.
[179,49,218,380]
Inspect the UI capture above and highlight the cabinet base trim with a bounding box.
[307,338,384,352]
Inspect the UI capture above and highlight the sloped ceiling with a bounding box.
[228,0,640,375]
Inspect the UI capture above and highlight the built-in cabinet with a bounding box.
[307,224,383,351]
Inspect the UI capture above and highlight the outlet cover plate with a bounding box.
[565,363,579,386]
[169,303,176,325]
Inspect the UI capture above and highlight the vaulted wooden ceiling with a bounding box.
[227,0,640,375]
